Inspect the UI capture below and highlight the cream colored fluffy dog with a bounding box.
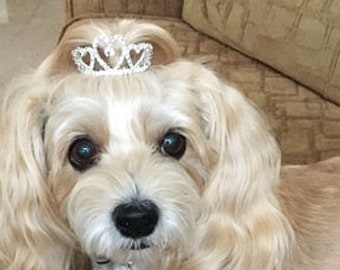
[1,20,340,270]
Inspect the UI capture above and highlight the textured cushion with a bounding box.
[66,0,184,20]
[182,0,340,105]
[281,156,340,178]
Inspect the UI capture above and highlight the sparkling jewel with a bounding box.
[71,34,153,76]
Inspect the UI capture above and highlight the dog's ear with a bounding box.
[38,19,179,76]
[0,80,74,268]
[198,70,281,211]
[176,63,294,269]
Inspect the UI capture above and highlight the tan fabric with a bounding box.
[66,0,184,20]
[182,0,340,105]
[281,156,340,178]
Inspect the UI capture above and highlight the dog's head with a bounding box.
[0,20,293,270]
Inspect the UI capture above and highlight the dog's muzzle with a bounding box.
[112,200,159,240]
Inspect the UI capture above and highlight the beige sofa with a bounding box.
[62,0,340,165]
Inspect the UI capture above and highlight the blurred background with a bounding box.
[0,0,64,91]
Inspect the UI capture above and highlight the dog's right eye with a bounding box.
[160,131,186,159]
[68,138,99,171]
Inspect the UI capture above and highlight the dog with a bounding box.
[1,19,340,270]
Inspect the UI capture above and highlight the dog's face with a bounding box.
[0,20,292,270]
[45,71,210,266]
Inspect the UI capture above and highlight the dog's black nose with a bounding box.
[112,200,159,239]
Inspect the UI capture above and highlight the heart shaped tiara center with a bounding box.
[71,34,153,76]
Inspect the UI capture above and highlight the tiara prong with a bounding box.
[71,34,153,76]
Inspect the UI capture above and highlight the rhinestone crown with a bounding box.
[71,34,153,76]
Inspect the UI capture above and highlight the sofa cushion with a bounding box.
[182,0,340,105]
[66,0,184,20]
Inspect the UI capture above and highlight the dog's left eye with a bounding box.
[160,132,186,159]
[68,138,99,171]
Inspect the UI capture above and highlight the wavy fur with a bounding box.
[1,19,339,270]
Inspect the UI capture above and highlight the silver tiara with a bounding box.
[71,34,153,76]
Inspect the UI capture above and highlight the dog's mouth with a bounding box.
[129,242,150,250]
[96,257,111,265]
[96,259,136,270]
[95,242,151,266]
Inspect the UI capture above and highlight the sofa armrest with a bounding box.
[66,0,184,20]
